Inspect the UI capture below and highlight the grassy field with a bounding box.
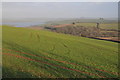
[45,19,118,30]
[41,22,118,31]
[74,23,118,30]
[2,25,118,78]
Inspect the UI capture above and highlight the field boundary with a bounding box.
[88,37,120,43]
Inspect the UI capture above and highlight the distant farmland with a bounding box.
[45,19,118,30]
[43,22,119,42]
[2,25,118,78]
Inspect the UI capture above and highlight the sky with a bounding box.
[1,0,119,2]
[2,2,118,20]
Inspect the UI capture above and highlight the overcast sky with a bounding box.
[2,2,118,19]
[1,0,119,2]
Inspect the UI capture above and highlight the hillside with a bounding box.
[2,26,118,78]
[46,19,118,24]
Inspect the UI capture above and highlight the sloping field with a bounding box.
[71,23,118,30]
[2,26,118,78]
[52,24,73,28]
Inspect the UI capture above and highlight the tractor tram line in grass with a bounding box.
[3,52,105,78]
[2,48,117,75]
[2,48,118,77]
[10,56,54,78]
[39,50,118,76]
[3,53,54,78]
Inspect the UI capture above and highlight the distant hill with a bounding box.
[46,18,118,24]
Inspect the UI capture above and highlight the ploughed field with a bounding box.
[2,26,118,78]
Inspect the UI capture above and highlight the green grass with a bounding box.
[2,25,118,78]
[74,23,118,30]
[46,19,118,30]
[42,22,118,30]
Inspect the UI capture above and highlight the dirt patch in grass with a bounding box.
[52,24,73,28]
[97,37,119,42]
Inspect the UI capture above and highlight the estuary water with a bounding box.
[1,22,45,27]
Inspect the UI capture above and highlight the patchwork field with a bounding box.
[2,25,118,78]
[43,22,118,30]
[74,23,118,30]
[45,19,118,30]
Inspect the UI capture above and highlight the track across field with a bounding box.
[2,48,118,77]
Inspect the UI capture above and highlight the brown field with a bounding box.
[51,24,73,28]
[97,37,119,42]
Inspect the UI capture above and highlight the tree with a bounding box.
[72,22,75,24]
[96,23,99,29]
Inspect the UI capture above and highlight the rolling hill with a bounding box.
[2,25,118,78]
